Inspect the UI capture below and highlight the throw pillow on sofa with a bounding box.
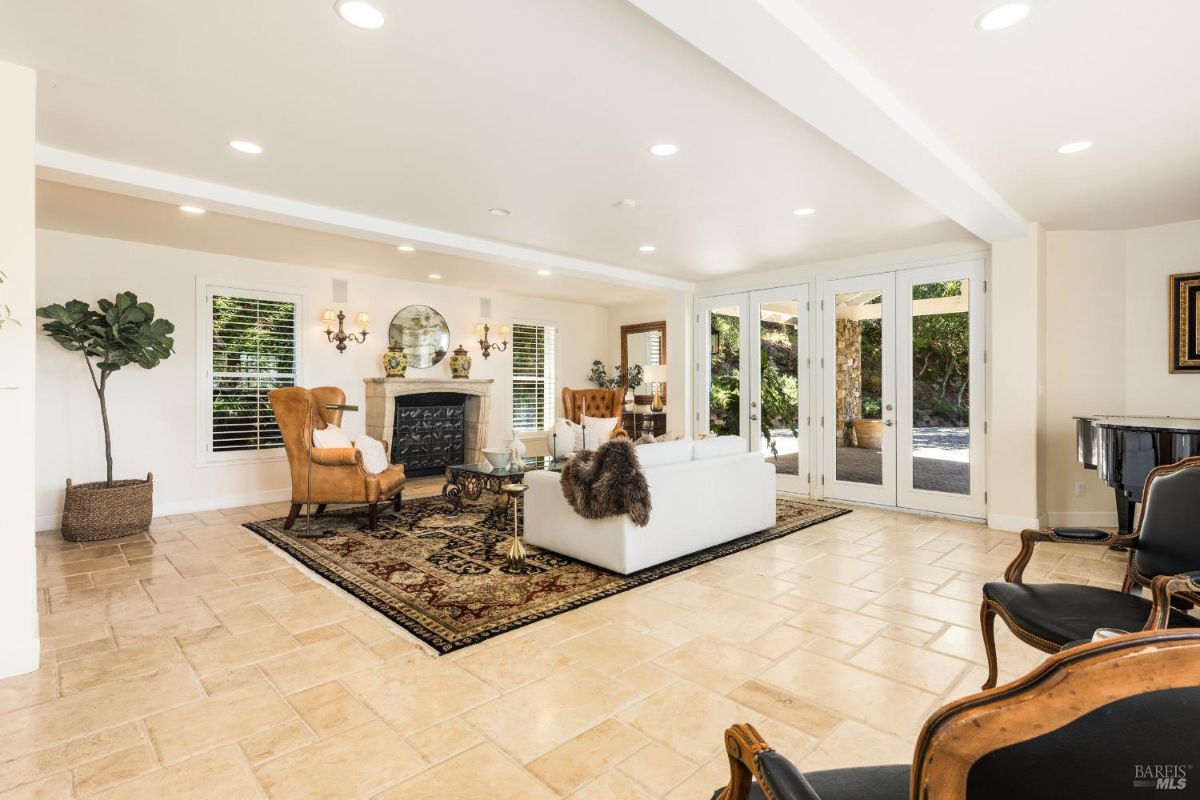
[560,418,585,452]
[582,415,619,450]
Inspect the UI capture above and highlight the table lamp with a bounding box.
[642,365,666,413]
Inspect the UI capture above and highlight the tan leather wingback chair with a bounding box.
[561,387,627,439]
[268,386,405,531]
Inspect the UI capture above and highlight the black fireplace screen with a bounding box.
[390,393,466,477]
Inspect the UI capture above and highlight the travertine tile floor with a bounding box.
[2,478,1132,799]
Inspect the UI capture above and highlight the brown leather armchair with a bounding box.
[268,386,405,532]
[561,387,627,439]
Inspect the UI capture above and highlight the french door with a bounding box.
[695,286,811,495]
[821,273,897,506]
[821,260,986,517]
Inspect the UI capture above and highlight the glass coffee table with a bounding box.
[441,456,565,527]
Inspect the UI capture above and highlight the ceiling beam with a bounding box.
[35,146,695,293]
[625,0,1028,243]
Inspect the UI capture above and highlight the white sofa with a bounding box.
[524,435,776,574]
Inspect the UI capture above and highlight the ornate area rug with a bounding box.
[245,496,850,654]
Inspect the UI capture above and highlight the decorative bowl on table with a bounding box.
[482,448,511,469]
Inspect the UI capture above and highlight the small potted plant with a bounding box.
[37,292,175,541]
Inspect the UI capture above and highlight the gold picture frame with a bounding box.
[1169,271,1200,373]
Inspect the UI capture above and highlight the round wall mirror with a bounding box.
[388,305,450,369]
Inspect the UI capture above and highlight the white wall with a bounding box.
[986,224,1045,530]
[1124,219,1200,414]
[1037,219,1200,526]
[35,229,611,529]
[1041,231,1126,524]
[0,61,39,678]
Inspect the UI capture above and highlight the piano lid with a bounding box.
[1077,415,1200,433]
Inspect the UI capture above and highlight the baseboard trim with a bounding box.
[0,636,40,679]
[36,487,292,532]
[986,513,1043,532]
[1046,510,1118,528]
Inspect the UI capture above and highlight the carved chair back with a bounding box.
[913,630,1200,799]
[1130,456,1200,585]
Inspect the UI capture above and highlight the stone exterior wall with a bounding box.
[835,319,862,440]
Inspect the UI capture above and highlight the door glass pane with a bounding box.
[834,290,883,485]
[911,279,970,494]
[708,306,740,436]
[759,301,800,475]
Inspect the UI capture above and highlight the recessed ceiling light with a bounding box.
[335,0,385,29]
[649,143,679,157]
[976,3,1030,31]
[396,244,415,252]
[179,205,205,215]
[489,208,511,216]
[228,140,263,155]
[639,245,656,253]
[537,270,552,276]
[614,199,637,209]
[428,273,442,280]
[1056,140,1093,154]
[792,207,816,216]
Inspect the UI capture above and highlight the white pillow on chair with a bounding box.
[355,436,389,475]
[582,415,620,450]
[312,423,353,449]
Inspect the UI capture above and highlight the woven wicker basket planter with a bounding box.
[60,473,154,542]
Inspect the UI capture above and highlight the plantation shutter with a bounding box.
[647,330,662,365]
[511,323,556,432]
[209,292,299,453]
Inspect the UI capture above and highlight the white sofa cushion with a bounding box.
[693,435,748,460]
[635,439,694,468]
[313,423,353,449]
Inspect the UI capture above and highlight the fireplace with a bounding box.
[390,393,466,477]
[364,378,494,472]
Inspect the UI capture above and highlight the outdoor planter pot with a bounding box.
[852,418,883,449]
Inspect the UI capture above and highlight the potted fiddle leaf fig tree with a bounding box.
[37,292,175,541]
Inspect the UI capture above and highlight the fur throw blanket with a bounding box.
[559,439,652,527]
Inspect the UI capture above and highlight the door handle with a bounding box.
[885,419,894,427]
[885,403,894,411]
[750,414,759,421]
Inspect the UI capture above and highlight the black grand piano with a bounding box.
[1076,415,1200,533]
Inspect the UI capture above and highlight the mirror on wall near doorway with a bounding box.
[620,321,666,405]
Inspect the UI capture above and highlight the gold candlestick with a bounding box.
[501,483,528,571]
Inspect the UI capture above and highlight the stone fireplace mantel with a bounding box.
[364,378,494,466]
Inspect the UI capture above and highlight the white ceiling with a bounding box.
[0,0,968,281]
[797,0,1200,230]
[37,181,660,306]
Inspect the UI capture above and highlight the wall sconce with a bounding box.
[322,309,369,354]
[475,322,509,358]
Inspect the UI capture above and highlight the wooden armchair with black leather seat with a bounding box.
[979,456,1200,689]
[268,386,405,532]
[561,387,627,439]
[713,627,1200,800]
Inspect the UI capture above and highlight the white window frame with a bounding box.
[510,320,558,433]
[196,280,304,465]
